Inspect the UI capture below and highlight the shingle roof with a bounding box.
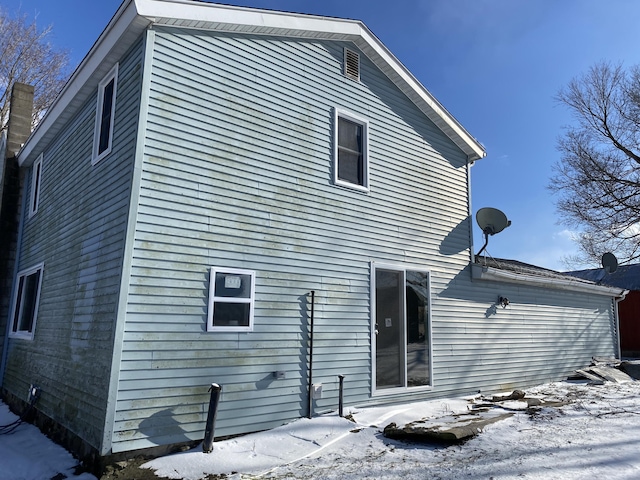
[566,264,640,290]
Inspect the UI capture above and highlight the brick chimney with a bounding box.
[0,83,34,354]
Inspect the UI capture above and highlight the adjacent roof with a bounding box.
[473,257,626,296]
[17,0,486,167]
[566,264,640,291]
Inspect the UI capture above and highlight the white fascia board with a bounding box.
[17,0,147,167]
[135,0,363,37]
[136,0,485,161]
[471,263,626,297]
[355,28,485,162]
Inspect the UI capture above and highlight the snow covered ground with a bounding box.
[0,402,96,480]
[2,379,640,479]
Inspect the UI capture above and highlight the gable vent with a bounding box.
[344,48,360,81]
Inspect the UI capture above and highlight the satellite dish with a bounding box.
[602,252,618,274]
[475,207,511,257]
[476,207,512,235]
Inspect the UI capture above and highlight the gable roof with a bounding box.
[17,0,486,167]
[566,263,640,290]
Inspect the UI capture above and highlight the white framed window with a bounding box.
[334,109,369,191]
[371,262,432,395]
[28,153,43,218]
[92,63,119,165]
[207,267,256,332]
[9,263,44,340]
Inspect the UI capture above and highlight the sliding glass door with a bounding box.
[374,265,431,391]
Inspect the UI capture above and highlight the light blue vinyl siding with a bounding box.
[113,27,616,452]
[114,27,466,452]
[3,38,144,450]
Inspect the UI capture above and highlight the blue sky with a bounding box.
[8,0,640,270]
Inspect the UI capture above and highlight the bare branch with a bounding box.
[0,7,70,133]
[551,62,640,264]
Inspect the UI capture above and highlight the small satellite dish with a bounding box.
[602,252,618,274]
[475,207,511,257]
[476,207,512,235]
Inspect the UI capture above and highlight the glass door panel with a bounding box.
[406,270,430,386]
[375,269,404,388]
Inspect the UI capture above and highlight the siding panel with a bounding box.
[112,28,617,452]
[3,38,144,450]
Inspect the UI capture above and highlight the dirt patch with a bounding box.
[98,458,231,480]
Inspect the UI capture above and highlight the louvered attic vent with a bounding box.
[344,48,360,81]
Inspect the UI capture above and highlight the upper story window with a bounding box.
[9,263,44,340]
[334,109,369,191]
[207,267,256,332]
[92,63,119,165]
[28,153,43,218]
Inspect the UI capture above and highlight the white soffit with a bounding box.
[18,0,485,166]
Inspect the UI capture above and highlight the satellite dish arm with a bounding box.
[476,229,490,257]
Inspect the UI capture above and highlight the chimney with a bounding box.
[5,83,35,159]
[0,82,34,351]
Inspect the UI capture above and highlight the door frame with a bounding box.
[370,261,433,396]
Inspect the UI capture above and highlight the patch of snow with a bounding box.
[0,403,96,479]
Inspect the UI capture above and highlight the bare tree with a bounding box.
[0,8,70,133]
[550,62,640,266]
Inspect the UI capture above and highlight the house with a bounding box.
[0,0,626,467]
[567,264,640,358]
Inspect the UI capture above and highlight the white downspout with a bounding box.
[614,291,628,360]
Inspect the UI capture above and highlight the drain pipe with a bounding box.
[203,383,221,453]
[614,291,628,360]
[338,374,345,417]
[307,290,315,419]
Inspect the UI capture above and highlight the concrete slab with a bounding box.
[383,412,514,443]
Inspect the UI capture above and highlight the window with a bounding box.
[372,263,431,392]
[207,267,256,332]
[92,63,118,165]
[28,154,42,218]
[334,109,369,190]
[9,263,44,340]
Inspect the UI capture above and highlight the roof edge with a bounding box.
[18,0,486,165]
[472,263,626,297]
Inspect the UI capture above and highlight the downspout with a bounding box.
[0,170,28,386]
[614,290,628,360]
[466,159,476,270]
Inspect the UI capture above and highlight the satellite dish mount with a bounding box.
[475,207,511,257]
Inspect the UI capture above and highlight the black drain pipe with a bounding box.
[338,374,345,417]
[307,290,315,419]
[203,383,221,453]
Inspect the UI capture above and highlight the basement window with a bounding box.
[28,154,42,218]
[9,263,44,340]
[92,63,119,165]
[344,48,360,81]
[207,267,256,332]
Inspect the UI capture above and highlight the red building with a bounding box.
[568,265,640,358]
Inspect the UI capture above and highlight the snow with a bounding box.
[146,380,640,480]
[0,403,96,480]
[3,380,640,479]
